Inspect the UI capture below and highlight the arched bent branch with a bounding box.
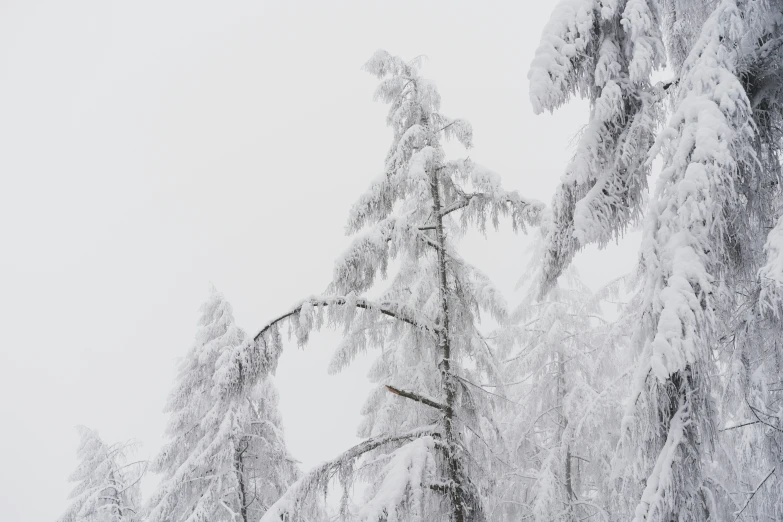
[252,295,440,344]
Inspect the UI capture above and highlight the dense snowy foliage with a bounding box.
[146,287,301,522]
[58,427,144,522]
[533,0,783,520]
[529,0,665,294]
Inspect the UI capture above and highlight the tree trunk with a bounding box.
[555,347,574,517]
[235,438,249,522]
[107,469,124,520]
[429,166,466,522]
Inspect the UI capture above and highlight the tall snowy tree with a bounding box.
[147,286,300,522]
[58,426,144,522]
[531,0,783,519]
[219,50,543,522]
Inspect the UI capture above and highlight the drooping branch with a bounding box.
[259,426,440,522]
[385,385,447,411]
[253,296,440,344]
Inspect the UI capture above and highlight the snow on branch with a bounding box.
[621,0,666,83]
[211,295,441,395]
[357,437,438,522]
[442,159,545,235]
[334,213,445,294]
[631,401,689,522]
[641,0,753,382]
[252,295,440,346]
[528,0,597,114]
[530,0,665,294]
[259,428,440,522]
[758,214,783,316]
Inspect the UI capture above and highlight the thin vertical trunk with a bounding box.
[107,469,124,520]
[235,439,249,522]
[555,347,574,515]
[429,167,465,522]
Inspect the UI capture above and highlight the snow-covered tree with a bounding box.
[147,286,300,522]
[492,254,634,521]
[531,0,783,519]
[222,50,543,522]
[58,426,144,522]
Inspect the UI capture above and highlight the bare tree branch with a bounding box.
[719,420,760,432]
[385,385,447,411]
[734,467,776,521]
[746,397,783,434]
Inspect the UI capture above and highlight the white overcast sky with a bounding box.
[0,1,641,520]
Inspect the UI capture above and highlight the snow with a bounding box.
[632,402,689,522]
[759,215,783,315]
[528,0,595,114]
[357,437,436,522]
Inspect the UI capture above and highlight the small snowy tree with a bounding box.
[58,426,144,522]
[223,50,543,522]
[147,286,300,522]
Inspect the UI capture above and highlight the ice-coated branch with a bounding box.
[385,385,447,411]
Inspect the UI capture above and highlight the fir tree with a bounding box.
[147,286,300,522]
[58,426,144,522]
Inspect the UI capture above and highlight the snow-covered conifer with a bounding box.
[533,0,783,519]
[58,426,144,522]
[147,286,300,522]
[234,50,543,522]
[492,256,633,521]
